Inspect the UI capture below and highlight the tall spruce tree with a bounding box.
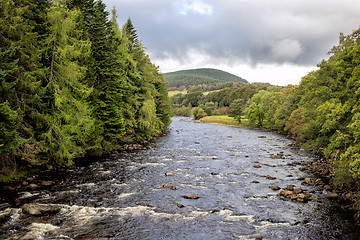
[85,1,126,150]
[0,0,47,171]
[39,0,96,166]
[122,18,172,139]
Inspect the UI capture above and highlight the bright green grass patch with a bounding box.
[199,115,239,125]
[168,90,187,97]
[203,90,220,95]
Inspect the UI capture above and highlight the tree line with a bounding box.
[171,28,360,186]
[234,29,360,185]
[242,28,360,184]
[0,0,172,180]
[171,83,270,119]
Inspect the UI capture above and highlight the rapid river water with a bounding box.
[0,117,359,239]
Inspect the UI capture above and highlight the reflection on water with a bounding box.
[0,117,359,239]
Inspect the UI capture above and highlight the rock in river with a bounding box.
[293,188,303,194]
[163,184,176,190]
[182,195,200,199]
[41,180,53,186]
[22,203,62,216]
[302,178,313,185]
[326,193,339,199]
[269,185,280,190]
[284,185,294,191]
[28,183,39,190]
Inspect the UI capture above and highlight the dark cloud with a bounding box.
[104,0,360,67]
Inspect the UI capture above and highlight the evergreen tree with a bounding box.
[0,0,172,179]
[0,0,47,169]
[39,0,96,166]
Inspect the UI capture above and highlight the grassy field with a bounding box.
[168,89,220,97]
[199,115,240,126]
[168,90,187,97]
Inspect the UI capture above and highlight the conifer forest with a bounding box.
[0,0,172,179]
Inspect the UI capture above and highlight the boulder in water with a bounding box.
[269,185,280,190]
[22,203,62,216]
[163,184,176,190]
[182,195,200,199]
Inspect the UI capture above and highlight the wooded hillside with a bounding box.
[164,68,247,89]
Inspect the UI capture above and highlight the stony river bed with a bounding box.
[0,117,359,239]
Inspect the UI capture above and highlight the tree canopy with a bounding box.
[241,28,360,185]
[0,0,172,179]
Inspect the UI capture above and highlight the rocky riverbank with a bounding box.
[302,156,360,224]
[200,118,360,225]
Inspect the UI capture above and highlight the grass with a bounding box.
[168,89,220,97]
[199,115,240,126]
[203,89,220,95]
[168,90,187,97]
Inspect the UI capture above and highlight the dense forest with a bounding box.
[164,68,248,91]
[0,0,172,181]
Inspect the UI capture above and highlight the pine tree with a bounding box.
[83,1,126,149]
[39,0,96,166]
[0,0,47,170]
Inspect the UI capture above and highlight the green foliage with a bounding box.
[228,99,245,123]
[0,102,21,155]
[193,107,207,120]
[0,0,172,180]
[170,83,269,119]
[38,1,96,167]
[241,28,360,185]
[245,90,280,128]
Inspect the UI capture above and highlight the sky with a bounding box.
[103,0,360,86]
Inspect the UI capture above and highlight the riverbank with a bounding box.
[199,115,240,126]
[304,157,360,224]
[0,139,155,183]
[199,115,360,225]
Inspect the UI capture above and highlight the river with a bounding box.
[0,117,359,239]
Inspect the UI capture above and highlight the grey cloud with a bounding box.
[104,0,360,66]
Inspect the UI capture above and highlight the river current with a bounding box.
[0,117,359,239]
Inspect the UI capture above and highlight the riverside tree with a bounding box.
[0,0,171,180]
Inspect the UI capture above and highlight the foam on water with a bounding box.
[218,209,255,222]
[140,162,166,167]
[254,220,290,230]
[20,223,59,240]
[76,183,97,188]
[118,192,135,198]
[18,192,40,200]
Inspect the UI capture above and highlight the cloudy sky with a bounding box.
[103,0,360,86]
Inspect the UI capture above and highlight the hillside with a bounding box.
[164,68,248,88]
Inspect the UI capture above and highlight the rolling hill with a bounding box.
[164,68,248,88]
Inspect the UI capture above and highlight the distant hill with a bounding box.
[164,68,248,88]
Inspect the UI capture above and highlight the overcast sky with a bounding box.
[103,0,360,86]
